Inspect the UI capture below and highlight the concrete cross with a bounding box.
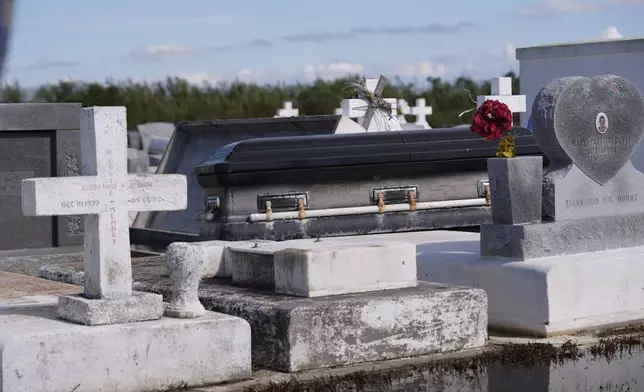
[410,98,432,129]
[397,99,410,125]
[21,107,187,300]
[477,77,526,125]
[341,76,401,132]
[274,101,299,117]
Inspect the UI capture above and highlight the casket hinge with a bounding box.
[195,196,221,222]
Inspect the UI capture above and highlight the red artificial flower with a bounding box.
[470,100,512,141]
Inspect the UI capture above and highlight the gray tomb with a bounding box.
[482,75,644,259]
[0,103,83,251]
[132,115,353,237]
[418,74,644,336]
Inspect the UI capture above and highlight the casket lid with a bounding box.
[195,127,540,175]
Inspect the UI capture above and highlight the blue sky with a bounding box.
[4,0,644,86]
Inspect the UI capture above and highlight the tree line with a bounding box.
[0,71,519,129]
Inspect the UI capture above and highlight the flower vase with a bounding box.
[165,242,206,318]
[487,156,543,224]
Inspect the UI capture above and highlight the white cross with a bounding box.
[410,98,432,129]
[274,101,299,117]
[397,99,410,124]
[341,78,401,132]
[476,77,526,125]
[21,107,187,300]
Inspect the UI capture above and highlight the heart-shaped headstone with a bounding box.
[531,75,644,185]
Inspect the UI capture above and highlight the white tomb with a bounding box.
[476,77,526,125]
[341,77,402,132]
[4,106,252,392]
[274,101,299,117]
[410,98,433,129]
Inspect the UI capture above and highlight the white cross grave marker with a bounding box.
[397,99,410,125]
[476,77,526,125]
[274,101,299,117]
[22,107,187,300]
[410,98,432,129]
[341,77,401,132]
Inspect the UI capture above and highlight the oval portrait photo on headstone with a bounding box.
[596,112,608,134]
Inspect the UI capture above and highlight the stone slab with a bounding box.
[37,256,487,373]
[417,236,644,336]
[57,291,164,326]
[480,212,644,259]
[186,282,487,372]
[273,242,417,297]
[0,271,81,301]
[229,239,418,296]
[0,302,251,392]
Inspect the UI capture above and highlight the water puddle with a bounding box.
[246,336,644,392]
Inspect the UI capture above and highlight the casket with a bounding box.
[194,127,544,241]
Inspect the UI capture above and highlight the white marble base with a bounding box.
[0,298,251,392]
[417,238,644,336]
[229,239,418,297]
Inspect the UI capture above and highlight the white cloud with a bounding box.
[600,26,624,40]
[178,71,219,85]
[517,0,602,15]
[303,62,365,80]
[397,61,447,78]
[130,44,195,61]
[235,68,255,82]
[504,43,516,62]
[545,0,601,11]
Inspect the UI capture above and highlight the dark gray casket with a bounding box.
[130,115,354,247]
[194,127,545,241]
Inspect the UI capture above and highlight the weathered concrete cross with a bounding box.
[22,107,187,300]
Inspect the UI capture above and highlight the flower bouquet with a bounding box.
[469,99,515,157]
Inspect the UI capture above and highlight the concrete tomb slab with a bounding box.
[229,239,418,297]
[418,236,644,336]
[0,301,251,392]
[43,259,488,373]
[38,231,488,373]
